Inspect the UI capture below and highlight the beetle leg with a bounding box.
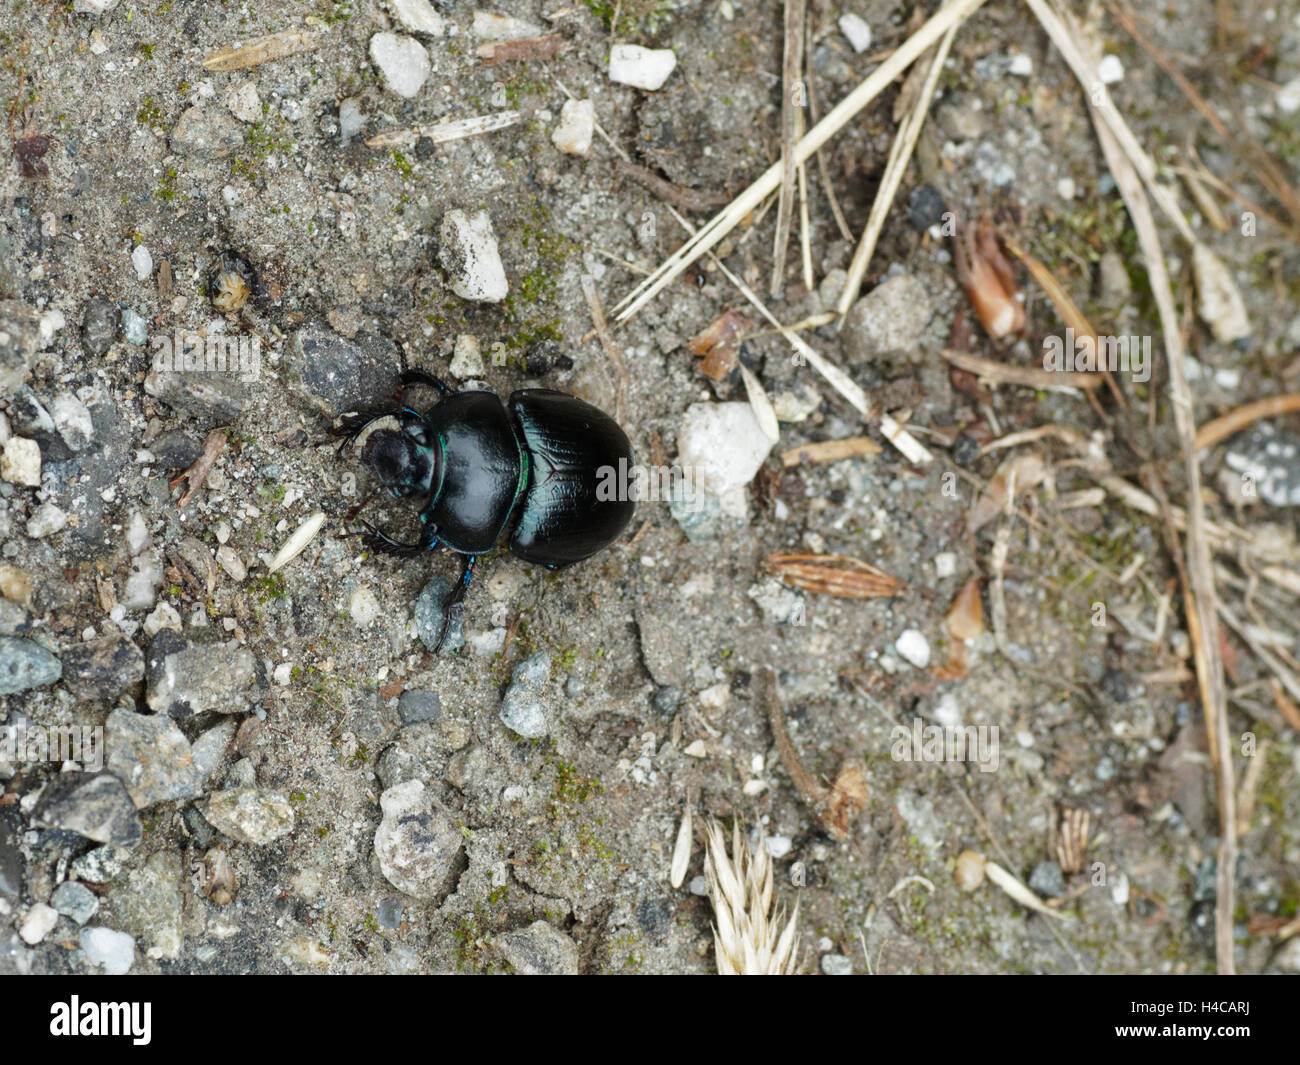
[348,520,435,558]
[432,554,475,653]
[398,370,453,405]
[328,408,406,453]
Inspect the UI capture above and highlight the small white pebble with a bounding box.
[764,835,792,859]
[609,44,677,91]
[896,628,931,668]
[838,13,872,53]
[20,903,58,945]
[131,244,153,282]
[273,662,293,686]
[933,551,957,578]
[1097,54,1124,85]
[1008,53,1033,77]
[1057,177,1076,200]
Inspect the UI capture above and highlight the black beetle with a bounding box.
[332,370,635,650]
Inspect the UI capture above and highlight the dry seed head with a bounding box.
[702,818,800,975]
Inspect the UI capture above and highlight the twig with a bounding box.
[941,348,1103,391]
[1194,394,1300,451]
[613,0,989,322]
[363,111,522,149]
[771,0,807,297]
[805,61,853,243]
[612,158,730,212]
[580,274,628,425]
[835,22,959,320]
[781,436,882,466]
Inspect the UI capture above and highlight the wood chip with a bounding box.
[477,34,568,64]
[764,552,905,599]
[780,436,881,466]
[202,30,318,71]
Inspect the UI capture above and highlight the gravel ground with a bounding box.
[1,0,1299,975]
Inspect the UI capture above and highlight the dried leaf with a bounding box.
[687,309,751,381]
[968,452,1047,533]
[14,135,54,180]
[953,218,1024,339]
[168,429,227,509]
[824,761,869,840]
[945,577,984,642]
[765,552,906,599]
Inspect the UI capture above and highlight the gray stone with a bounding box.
[81,298,117,355]
[144,366,249,422]
[49,393,94,451]
[377,897,404,929]
[414,575,465,653]
[170,106,244,158]
[190,720,237,781]
[50,880,99,924]
[820,953,854,975]
[841,274,933,362]
[0,636,62,694]
[398,688,442,725]
[111,851,183,959]
[0,810,22,904]
[497,920,579,974]
[70,845,127,884]
[31,772,142,846]
[374,779,462,899]
[287,320,398,414]
[0,300,39,399]
[201,788,294,845]
[105,708,205,808]
[0,598,32,636]
[1224,428,1300,507]
[146,635,257,717]
[0,932,33,975]
[499,651,551,738]
[60,635,145,704]
[1028,860,1066,899]
[120,307,147,346]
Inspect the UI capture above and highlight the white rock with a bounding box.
[80,927,135,975]
[677,402,774,497]
[20,903,58,945]
[1008,53,1033,76]
[472,12,543,40]
[1278,76,1300,114]
[838,13,872,53]
[388,0,445,36]
[748,578,803,624]
[26,503,66,539]
[225,80,262,123]
[48,393,94,452]
[38,309,66,348]
[764,835,793,859]
[216,544,246,582]
[699,682,730,713]
[438,209,508,303]
[339,97,366,141]
[551,98,595,157]
[143,601,182,637]
[0,437,41,487]
[932,692,962,728]
[273,662,293,686]
[896,628,931,668]
[1057,177,1076,200]
[933,552,957,578]
[450,334,485,378]
[127,510,151,556]
[350,585,381,627]
[121,556,162,611]
[369,32,431,99]
[1193,244,1250,342]
[89,28,108,54]
[131,245,153,282]
[1097,54,1124,84]
[609,45,677,91]
[73,0,119,12]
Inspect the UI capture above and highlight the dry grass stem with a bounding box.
[781,436,882,466]
[771,0,807,297]
[1194,395,1300,451]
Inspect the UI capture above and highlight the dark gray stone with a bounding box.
[397,688,442,725]
[30,771,142,847]
[105,708,205,808]
[60,635,145,704]
[0,300,39,399]
[81,297,118,356]
[497,920,579,975]
[0,636,62,694]
[414,575,464,653]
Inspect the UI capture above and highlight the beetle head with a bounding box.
[361,422,437,500]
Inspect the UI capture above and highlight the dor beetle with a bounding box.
[332,369,635,650]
